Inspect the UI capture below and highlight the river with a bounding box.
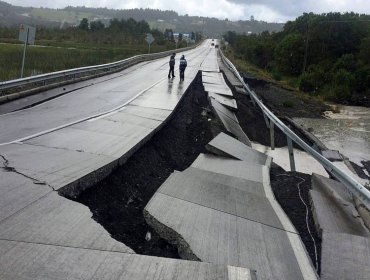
[293,104,370,177]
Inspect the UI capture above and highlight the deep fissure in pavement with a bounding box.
[63,72,226,258]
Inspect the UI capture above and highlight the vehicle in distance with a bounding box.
[211,43,215,46]
[215,44,219,48]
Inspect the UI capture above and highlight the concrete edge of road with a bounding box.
[58,70,202,198]
[0,42,202,106]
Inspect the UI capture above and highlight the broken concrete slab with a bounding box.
[202,75,224,85]
[145,193,316,280]
[0,240,256,280]
[102,110,162,127]
[25,109,163,157]
[332,161,369,186]
[202,72,223,79]
[321,232,370,280]
[158,172,284,229]
[206,132,271,166]
[0,143,115,191]
[210,98,239,123]
[209,98,251,146]
[25,127,134,157]
[191,153,268,184]
[312,173,353,203]
[71,117,154,138]
[208,92,238,110]
[321,150,342,162]
[212,107,251,146]
[119,104,172,122]
[218,65,243,88]
[130,85,184,111]
[0,169,51,222]
[181,167,266,196]
[0,192,133,253]
[310,174,369,237]
[203,84,233,97]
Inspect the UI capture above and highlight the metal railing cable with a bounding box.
[219,49,370,211]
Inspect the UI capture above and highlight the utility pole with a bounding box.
[21,28,29,78]
[18,24,36,78]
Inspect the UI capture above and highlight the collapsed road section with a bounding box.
[68,72,228,257]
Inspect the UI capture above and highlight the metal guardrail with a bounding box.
[219,49,370,210]
[0,44,199,94]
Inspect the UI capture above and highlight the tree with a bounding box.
[90,20,105,31]
[274,33,305,75]
[79,18,89,30]
[178,33,183,41]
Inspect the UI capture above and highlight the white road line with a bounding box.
[0,76,168,146]
[0,46,210,146]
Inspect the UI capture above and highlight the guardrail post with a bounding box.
[287,136,296,171]
[270,120,275,150]
[263,114,270,129]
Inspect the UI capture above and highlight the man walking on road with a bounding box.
[179,55,187,81]
[168,53,176,78]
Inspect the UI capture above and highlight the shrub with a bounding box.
[282,100,294,107]
[271,69,282,81]
[299,64,326,94]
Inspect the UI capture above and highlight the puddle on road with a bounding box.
[294,104,370,167]
[252,142,329,177]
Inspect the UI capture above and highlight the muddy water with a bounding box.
[293,104,370,167]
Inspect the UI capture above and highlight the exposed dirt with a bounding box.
[244,76,330,119]
[68,73,226,257]
[350,161,370,180]
[222,73,317,149]
[270,164,321,274]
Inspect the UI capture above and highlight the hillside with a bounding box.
[224,12,370,104]
[0,1,284,35]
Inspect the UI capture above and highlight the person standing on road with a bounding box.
[179,55,187,81]
[168,53,176,78]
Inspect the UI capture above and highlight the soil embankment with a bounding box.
[244,76,330,119]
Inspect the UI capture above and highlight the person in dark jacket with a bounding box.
[168,53,176,78]
[179,55,187,81]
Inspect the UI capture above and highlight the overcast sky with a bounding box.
[6,0,370,22]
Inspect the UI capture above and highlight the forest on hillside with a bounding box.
[0,1,283,36]
[0,17,201,81]
[0,16,201,47]
[224,13,370,103]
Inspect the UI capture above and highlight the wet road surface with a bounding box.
[0,41,212,144]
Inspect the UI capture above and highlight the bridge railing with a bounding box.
[219,48,370,211]
[0,44,199,98]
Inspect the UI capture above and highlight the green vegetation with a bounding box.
[224,13,370,102]
[0,17,201,81]
[0,1,283,35]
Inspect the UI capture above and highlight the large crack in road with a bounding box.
[61,73,227,258]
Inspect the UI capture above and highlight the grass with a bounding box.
[0,42,177,81]
[224,49,300,92]
[224,49,273,81]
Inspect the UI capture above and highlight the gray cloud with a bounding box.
[226,0,370,17]
[5,0,370,22]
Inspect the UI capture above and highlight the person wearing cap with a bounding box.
[168,53,176,78]
[179,55,187,81]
